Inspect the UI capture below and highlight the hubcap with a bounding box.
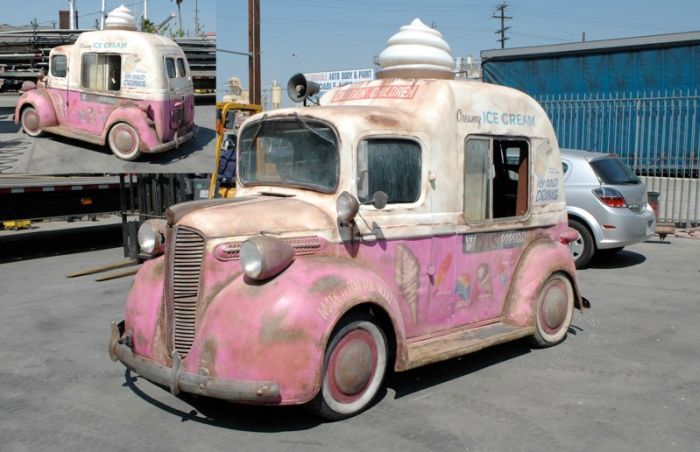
[114,126,135,153]
[542,282,567,331]
[23,110,39,132]
[327,329,377,403]
[569,234,584,260]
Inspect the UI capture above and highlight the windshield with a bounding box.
[590,157,640,185]
[239,117,339,192]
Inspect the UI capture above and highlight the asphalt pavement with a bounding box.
[0,237,698,451]
[0,93,216,174]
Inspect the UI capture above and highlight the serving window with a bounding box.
[463,136,530,222]
[81,53,121,91]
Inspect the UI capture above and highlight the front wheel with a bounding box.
[20,106,44,137]
[532,273,575,347]
[107,122,142,161]
[568,219,595,269]
[309,314,388,420]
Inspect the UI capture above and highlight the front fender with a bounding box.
[123,257,170,364]
[103,106,160,151]
[504,233,583,327]
[14,89,58,128]
[184,255,407,405]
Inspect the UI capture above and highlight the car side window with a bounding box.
[51,55,67,78]
[166,58,176,78]
[176,58,187,77]
[357,138,421,204]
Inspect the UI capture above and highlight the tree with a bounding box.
[170,0,184,35]
[140,18,157,33]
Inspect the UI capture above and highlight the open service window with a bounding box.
[357,138,422,205]
[464,136,529,222]
[81,53,121,91]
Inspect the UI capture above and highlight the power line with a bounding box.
[493,2,512,49]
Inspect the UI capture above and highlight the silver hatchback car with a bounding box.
[561,149,656,268]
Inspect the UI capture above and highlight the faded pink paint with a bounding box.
[15,86,194,152]
[123,217,578,404]
[124,257,167,362]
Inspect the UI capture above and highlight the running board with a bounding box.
[43,126,104,146]
[405,322,535,370]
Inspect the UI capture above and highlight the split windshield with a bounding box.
[239,116,339,192]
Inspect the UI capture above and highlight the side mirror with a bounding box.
[336,191,360,224]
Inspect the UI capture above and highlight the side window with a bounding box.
[81,53,121,91]
[166,58,176,78]
[357,138,421,204]
[176,58,187,77]
[51,55,67,77]
[464,137,529,222]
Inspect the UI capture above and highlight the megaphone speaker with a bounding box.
[287,73,320,103]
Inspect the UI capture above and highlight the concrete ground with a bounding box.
[0,93,216,174]
[0,236,698,451]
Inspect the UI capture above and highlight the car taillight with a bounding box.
[592,187,627,208]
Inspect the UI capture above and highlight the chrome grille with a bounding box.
[172,226,205,358]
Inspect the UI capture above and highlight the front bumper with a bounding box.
[145,126,197,154]
[109,321,281,404]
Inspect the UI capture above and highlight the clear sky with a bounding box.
[2,0,216,36]
[217,0,700,106]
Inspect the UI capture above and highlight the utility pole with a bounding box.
[248,0,261,105]
[493,2,511,49]
[195,0,201,36]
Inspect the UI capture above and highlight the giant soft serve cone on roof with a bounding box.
[376,18,454,79]
[104,4,137,31]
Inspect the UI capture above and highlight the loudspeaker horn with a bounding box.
[287,73,320,104]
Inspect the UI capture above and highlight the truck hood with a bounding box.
[166,195,335,238]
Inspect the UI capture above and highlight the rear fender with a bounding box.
[567,206,604,243]
[103,106,159,151]
[504,236,584,327]
[186,255,407,404]
[14,89,58,127]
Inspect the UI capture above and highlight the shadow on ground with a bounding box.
[121,337,540,430]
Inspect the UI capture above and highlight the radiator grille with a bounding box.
[172,226,205,358]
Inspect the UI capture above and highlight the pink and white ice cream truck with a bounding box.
[109,19,588,419]
[14,5,195,161]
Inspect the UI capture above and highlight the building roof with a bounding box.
[481,30,700,62]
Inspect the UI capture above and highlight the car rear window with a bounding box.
[590,157,640,185]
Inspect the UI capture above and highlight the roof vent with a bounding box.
[104,4,137,31]
[376,18,454,80]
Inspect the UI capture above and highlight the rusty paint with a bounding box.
[310,275,345,294]
[199,337,218,376]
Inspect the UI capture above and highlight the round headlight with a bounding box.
[240,235,294,280]
[336,191,359,224]
[240,239,263,278]
[137,220,167,256]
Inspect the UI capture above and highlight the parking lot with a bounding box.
[1,235,698,451]
[0,94,216,174]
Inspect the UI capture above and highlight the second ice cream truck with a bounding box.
[110,19,588,419]
[14,5,195,161]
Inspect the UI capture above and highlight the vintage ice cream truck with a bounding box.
[14,5,195,160]
[110,19,588,419]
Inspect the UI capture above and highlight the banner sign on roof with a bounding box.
[304,68,375,94]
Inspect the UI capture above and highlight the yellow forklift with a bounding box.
[209,101,262,199]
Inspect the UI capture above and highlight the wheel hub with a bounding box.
[114,127,135,152]
[24,111,39,132]
[334,339,372,395]
[542,284,567,330]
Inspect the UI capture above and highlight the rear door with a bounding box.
[164,55,188,133]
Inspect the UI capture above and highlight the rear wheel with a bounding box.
[107,122,142,161]
[568,219,594,269]
[309,314,387,420]
[20,106,43,137]
[532,273,575,347]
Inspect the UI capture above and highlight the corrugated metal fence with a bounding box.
[537,90,700,225]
